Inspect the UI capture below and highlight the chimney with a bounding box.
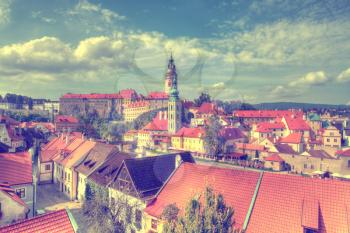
[159,111,162,120]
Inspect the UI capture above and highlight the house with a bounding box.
[235,142,266,158]
[279,132,304,153]
[246,173,350,233]
[322,125,341,148]
[171,127,206,155]
[137,111,169,151]
[144,163,261,232]
[0,209,78,233]
[0,116,25,152]
[220,126,247,154]
[38,133,83,184]
[74,143,120,201]
[0,152,34,217]
[54,115,80,133]
[108,153,194,233]
[0,183,29,225]
[251,121,285,142]
[190,102,224,127]
[281,116,311,141]
[263,154,285,171]
[53,139,96,200]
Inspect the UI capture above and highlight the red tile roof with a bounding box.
[60,140,96,168]
[61,93,122,99]
[264,153,284,162]
[146,91,168,99]
[219,127,246,140]
[143,112,168,131]
[284,116,310,131]
[20,122,55,132]
[0,183,28,209]
[55,115,79,124]
[173,127,205,138]
[145,163,260,230]
[118,89,138,99]
[246,173,350,233]
[279,132,303,144]
[255,122,285,133]
[0,152,32,185]
[234,110,304,119]
[0,209,76,233]
[336,148,350,157]
[125,100,150,108]
[197,102,221,115]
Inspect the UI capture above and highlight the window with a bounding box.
[16,188,26,198]
[327,138,330,142]
[304,164,307,169]
[151,218,158,230]
[135,209,142,226]
[45,164,50,171]
[348,160,350,168]
[334,139,337,142]
[310,165,314,169]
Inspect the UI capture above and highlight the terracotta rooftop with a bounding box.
[264,153,284,162]
[279,132,303,144]
[0,152,32,185]
[246,173,350,233]
[255,121,285,133]
[61,93,122,99]
[219,127,246,140]
[0,209,76,233]
[55,115,79,124]
[234,110,304,118]
[145,163,261,230]
[284,116,310,131]
[336,148,350,157]
[174,127,205,138]
[146,91,168,99]
[143,111,168,131]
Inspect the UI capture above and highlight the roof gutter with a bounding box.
[242,171,264,231]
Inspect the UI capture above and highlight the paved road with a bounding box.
[36,184,90,233]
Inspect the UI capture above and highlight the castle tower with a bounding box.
[164,54,176,95]
[167,55,182,134]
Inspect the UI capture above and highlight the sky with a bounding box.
[0,0,350,104]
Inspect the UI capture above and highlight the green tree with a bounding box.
[194,92,212,107]
[163,186,240,233]
[204,115,225,159]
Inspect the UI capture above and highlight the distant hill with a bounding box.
[253,102,350,110]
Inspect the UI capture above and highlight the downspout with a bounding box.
[242,171,264,231]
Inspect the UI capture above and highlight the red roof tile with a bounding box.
[279,132,303,144]
[197,102,222,115]
[220,127,246,140]
[145,163,260,230]
[173,127,205,138]
[55,115,79,124]
[0,152,32,185]
[143,112,168,131]
[0,209,75,233]
[234,110,304,119]
[146,91,168,99]
[61,93,122,99]
[284,116,310,131]
[264,153,284,162]
[255,121,285,133]
[118,89,138,99]
[336,148,350,157]
[246,173,350,233]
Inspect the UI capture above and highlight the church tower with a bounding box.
[164,54,176,95]
[167,55,182,134]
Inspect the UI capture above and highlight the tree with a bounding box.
[162,186,240,233]
[204,115,225,159]
[194,92,212,107]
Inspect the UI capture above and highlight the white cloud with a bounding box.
[289,71,328,87]
[69,0,125,22]
[337,67,350,83]
[0,0,12,26]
